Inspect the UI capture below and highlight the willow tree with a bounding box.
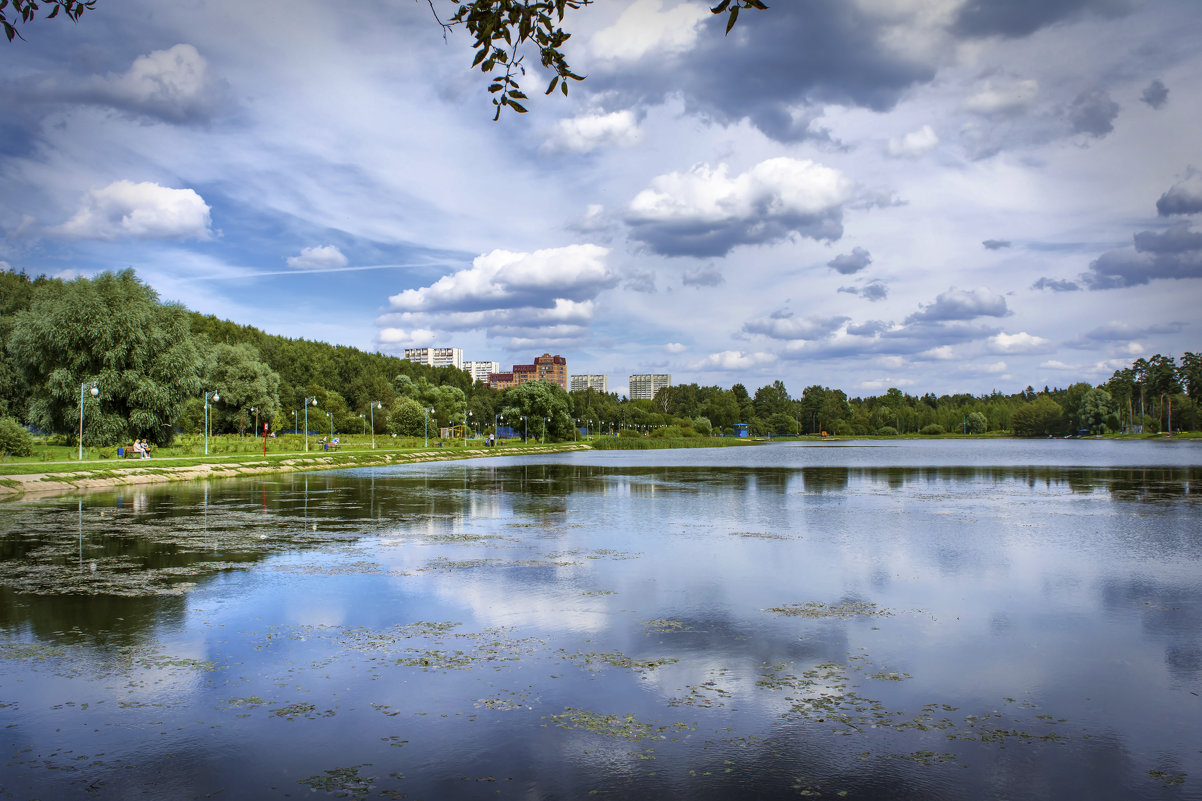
[6,269,201,446]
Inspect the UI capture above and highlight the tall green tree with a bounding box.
[1011,396,1063,437]
[6,270,201,446]
[1078,387,1115,434]
[501,380,572,441]
[202,342,281,435]
[1179,352,1202,431]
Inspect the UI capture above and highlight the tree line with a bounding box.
[1,269,1198,451]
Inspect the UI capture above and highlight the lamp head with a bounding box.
[89,385,99,397]
[311,398,317,406]
[213,391,220,402]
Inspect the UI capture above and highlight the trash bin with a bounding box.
[323,443,328,450]
[117,447,124,456]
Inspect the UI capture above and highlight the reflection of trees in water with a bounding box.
[853,466,1200,502]
[1101,577,1202,682]
[3,462,1198,648]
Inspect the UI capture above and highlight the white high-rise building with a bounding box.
[404,347,463,369]
[463,361,500,385]
[570,374,608,393]
[629,373,670,400]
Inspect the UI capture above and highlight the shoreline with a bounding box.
[0,443,591,501]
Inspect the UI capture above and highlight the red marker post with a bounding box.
[263,422,269,456]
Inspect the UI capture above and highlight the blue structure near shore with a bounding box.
[734,423,749,438]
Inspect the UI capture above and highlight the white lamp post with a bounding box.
[203,390,220,455]
[359,413,366,436]
[78,380,98,460]
[520,415,527,442]
[370,402,381,449]
[464,409,472,447]
[425,407,434,447]
[326,412,333,440]
[304,396,318,451]
[542,416,548,443]
[251,406,258,437]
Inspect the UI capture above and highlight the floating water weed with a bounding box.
[549,708,694,742]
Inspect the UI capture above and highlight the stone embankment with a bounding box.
[0,444,590,499]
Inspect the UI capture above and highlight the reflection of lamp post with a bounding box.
[370,402,381,449]
[78,381,98,460]
[304,396,318,452]
[203,390,220,455]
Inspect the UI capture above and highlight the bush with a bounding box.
[0,417,34,457]
[875,426,898,436]
[920,423,945,436]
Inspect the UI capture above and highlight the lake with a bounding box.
[2,439,1200,800]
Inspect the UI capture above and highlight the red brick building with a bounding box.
[488,354,568,391]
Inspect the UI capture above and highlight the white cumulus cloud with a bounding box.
[626,158,853,257]
[691,350,776,370]
[544,110,642,153]
[965,79,1039,115]
[590,0,710,62]
[52,180,212,240]
[287,245,348,270]
[387,245,614,314]
[377,328,436,349]
[887,124,939,157]
[988,331,1050,353]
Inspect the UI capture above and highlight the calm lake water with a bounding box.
[2,439,1200,800]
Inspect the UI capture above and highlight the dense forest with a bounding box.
[1,269,1198,448]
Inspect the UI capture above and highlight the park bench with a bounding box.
[322,441,341,451]
[121,446,151,458]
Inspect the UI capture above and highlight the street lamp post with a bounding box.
[542,416,548,444]
[360,413,366,436]
[425,407,434,447]
[78,381,98,460]
[464,409,472,447]
[326,412,333,440]
[370,402,381,449]
[304,396,318,452]
[520,415,527,442]
[203,390,220,455]
[251,407,258,437]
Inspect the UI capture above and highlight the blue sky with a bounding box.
[2,0,1200,398]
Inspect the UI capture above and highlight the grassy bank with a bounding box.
[0,436,588,498]
[590,437,759,449]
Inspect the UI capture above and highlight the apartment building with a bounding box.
[629,373,671,400]
[463,361,500,385]
[404,347,463,370]
[570,374,608,393]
